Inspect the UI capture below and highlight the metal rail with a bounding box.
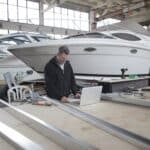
[101,93,150,107]
[0,99,98,150]
[42,96,150,150]
[0,122,43,150]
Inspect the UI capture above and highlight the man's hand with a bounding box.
[61,96,69,103]
[74,93,81,99]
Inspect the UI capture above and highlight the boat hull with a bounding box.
[9,39,150,76]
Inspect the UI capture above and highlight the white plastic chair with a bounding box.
[3,72,33,104]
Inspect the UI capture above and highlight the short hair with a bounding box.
[58,46,70,55]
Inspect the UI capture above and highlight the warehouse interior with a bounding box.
[0,0,150,150]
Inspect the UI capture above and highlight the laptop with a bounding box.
[68,86,102,106]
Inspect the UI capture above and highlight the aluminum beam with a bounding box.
[101,93,150,107]
[0,122,43,150]
[0,99,98,150]
[42,96,150,150]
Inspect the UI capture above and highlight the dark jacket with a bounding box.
[44,56,77,100]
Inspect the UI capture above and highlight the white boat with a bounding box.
[0,33,51,81]
[0,32,51,59]
[8,30,150,77]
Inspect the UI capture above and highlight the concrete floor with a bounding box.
[0,100,149,150]
[0,107,63,150]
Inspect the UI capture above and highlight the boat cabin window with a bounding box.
[112,33,141,41]
[0,39,16,45]
[0,36,31,45]
[65,32,114,39]
[31,36,51,42]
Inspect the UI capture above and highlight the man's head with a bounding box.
[56,46,70,64]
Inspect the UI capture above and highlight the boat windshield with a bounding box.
[65,32,114,39]
[0,36,31,45]
[31,36,51,42]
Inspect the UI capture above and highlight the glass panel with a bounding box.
[68,10,74,29]
[18,0,26,7]
[28,9,39,25]
[0,0,7,3]
[74,11,80,19]
[54,7,61,13]
[74,20,80,30]
[0,3,7,20]
[62,8,67,15]
[81,21,88,31]
[0,29,8,35]
[68,9,74,18]
[18,7,27,23]
[31,36,51,42]
[0,39,17,45]
[11,36,31,44]
[81,12,88,21]
[9,30,17,33]
[27,1,39,9]
[54,13,61,27]
[62,14,68,28]
[8,0,17,5]
[44,12,54,26]
[8,5,18,21]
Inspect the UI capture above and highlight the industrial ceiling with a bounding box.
[42,0,150,25]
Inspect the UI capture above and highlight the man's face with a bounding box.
[57,52,69,64]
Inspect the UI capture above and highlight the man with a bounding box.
[44,45,80,103]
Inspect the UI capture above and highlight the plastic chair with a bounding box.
[3,72,33,104]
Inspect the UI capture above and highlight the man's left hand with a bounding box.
[74,93,81,99]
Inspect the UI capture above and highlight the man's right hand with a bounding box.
[61,96,69,103]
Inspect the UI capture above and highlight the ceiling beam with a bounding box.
[96,1,147,21]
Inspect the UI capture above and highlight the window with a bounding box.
[0,3,7,20]
[0,29,8,35]
[27,1,39,9]
[18,7,27,23]
[74,11,80,30]
[12,36,31,44]
[8,5,18,21]
[0,38,17,45]
[44,6,89,31]
[0,0,7,3]
[54,13,61,27]
[27,1,39,25]
[27,9,39,25]
[18,0,26,7]
[86,32,114,39]
[68,10,74,29]
[112,33,141,41]
[31,36,51,42]
[44,6,54,26]
[0,36,31,45]
[8,0,17,5]
[66,32,114,39]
